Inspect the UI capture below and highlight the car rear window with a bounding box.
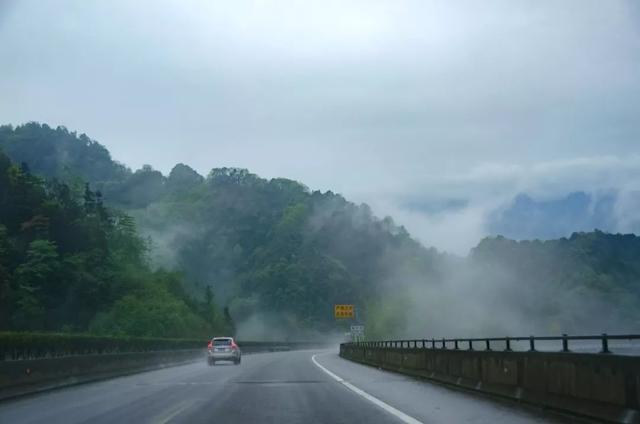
[213,339,232,346]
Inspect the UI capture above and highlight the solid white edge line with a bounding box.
[311,353,424,424]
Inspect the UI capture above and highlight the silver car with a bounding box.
[207,337,241,365]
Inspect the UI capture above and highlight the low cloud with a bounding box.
[361,155,640,254]
[0,1,638,254]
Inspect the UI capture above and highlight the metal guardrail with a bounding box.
[0,332,325,361]
[346,334,640,354]
[236,341,326,354]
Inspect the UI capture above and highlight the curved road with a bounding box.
[0,349,577,423]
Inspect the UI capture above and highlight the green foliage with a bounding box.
[472,231,640,296]
[4,122,640,337]
[471,231,640,332]
[0,331,323,360]
[11,240,59,330]
[0,225,12,329]
[0,123,129,185]
[0,123,444,334]
[0,148,228,338]
[364,296,410,339]
[113,165,165,208]
[0,331,205,360]
[90,292,204,338]
[167,163,204,193]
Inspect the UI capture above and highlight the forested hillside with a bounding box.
[0,148,231,337]
[468,232,640,333]
[1,122,639,339]
[0,123,445,337]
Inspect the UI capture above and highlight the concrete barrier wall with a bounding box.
[0,342,329,401]
[341,344,640,423]
[0,349,205,400]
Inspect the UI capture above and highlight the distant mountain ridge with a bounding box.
[0,123,129,184]
[2,122,639,337]
[4,122,634,243]
[488,191,621,240]
[1,122,444,336]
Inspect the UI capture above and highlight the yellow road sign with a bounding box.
[334,304,354,319]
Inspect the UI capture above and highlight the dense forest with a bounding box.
[0,146,231,338]
[0,123,444,338]
[1,122,639,339]
[469,233,640,333]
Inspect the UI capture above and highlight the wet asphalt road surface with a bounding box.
[0,349,582,424]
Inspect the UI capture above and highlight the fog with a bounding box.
[310,198,640,340]
[2,0,640,254]
[381,257,637,340]
[1,1,639,340]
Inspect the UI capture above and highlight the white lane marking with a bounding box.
[154,399,197,424]
[311,354,423,424]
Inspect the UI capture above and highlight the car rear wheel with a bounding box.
[234,357,241,365]
[207,357,215,366]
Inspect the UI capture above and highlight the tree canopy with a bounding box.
[2,122,639,339]
[0,147,230,337]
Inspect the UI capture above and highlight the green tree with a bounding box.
[0,225,10,328]
[11,240,60,330]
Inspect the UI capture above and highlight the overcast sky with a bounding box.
[1,0,639,253]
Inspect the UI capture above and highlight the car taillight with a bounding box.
[207,341,212,350]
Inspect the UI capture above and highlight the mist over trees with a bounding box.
[1,122,639,339]
[469,233,640,333]
[0,143,230,337]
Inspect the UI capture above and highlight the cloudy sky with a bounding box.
[1,0,639,253]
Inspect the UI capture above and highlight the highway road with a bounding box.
[0,349,579,424]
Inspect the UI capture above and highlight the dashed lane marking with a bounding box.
[153,399,197,424]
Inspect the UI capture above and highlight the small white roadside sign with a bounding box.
[350,325,365,337]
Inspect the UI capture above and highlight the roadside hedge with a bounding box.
[0,332,326,361]
[0,332,205,361]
